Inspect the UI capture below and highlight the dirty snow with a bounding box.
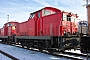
[0,44,71,60]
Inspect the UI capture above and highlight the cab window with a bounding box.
[42,9,56,17]
[63,13,67,21]
[67,15,71,21]
[67,13,71,21]
[38,12,40,18]
[44,10,51,16]
[29,13,35,19]
[8,23,12,26]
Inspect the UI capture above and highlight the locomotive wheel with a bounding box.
[26,42,30,49]
[21,41,24,48]
[48,49,53,54]
[81,47,84,53]
[38,42,43,51]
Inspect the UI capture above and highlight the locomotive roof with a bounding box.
[4,21,19,25]
[78,21,88,26]
[30,7,61,14]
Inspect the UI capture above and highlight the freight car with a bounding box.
[0,7,80,52]
[78,21,88,35]
[79,4,90,53]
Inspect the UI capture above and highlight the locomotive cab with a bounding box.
[3,22,19,44]
[4,22,17,36]
[62,12,78,36]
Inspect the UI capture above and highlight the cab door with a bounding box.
[35,12,43,36]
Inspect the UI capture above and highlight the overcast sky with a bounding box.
[0,0,88,28]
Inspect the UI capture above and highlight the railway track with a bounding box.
[62,51,90,57]
[14,44,88,60]
[42,50,85,60]
[1,43,90,60]
[53,51,89,60]
[0,50,19,60]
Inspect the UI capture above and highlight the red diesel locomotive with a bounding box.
[0,7,79,52]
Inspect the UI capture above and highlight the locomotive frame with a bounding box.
[0,35,80,52]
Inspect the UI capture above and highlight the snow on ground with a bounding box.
[65,49,81,54]
[65,49,90,60]
[65,49,89,55]
[0,44,71,60]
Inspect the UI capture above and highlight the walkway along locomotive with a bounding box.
[0,7,80,52]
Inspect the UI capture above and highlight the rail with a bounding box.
[14,44,84,60]
[0,50,19,60]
